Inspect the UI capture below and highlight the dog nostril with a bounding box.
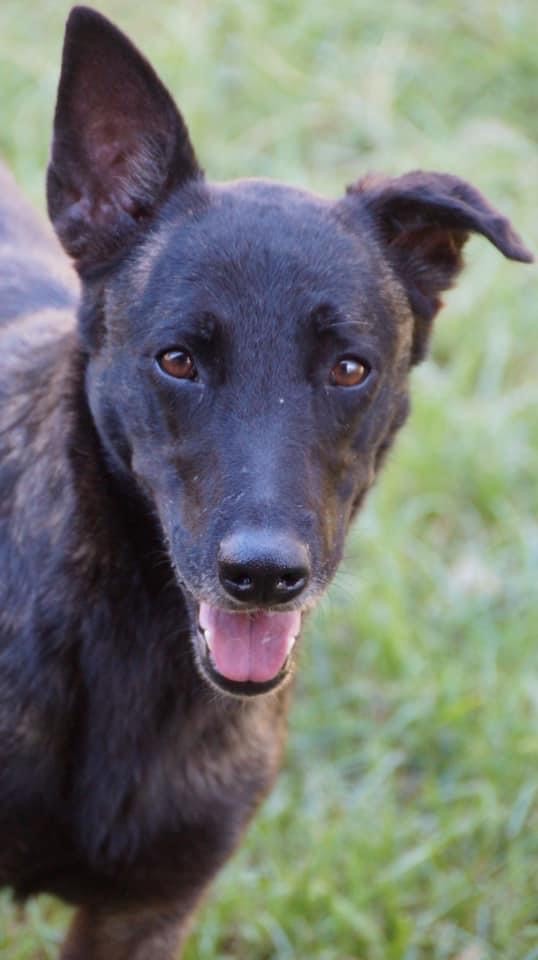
[276,572,305,591]
[232,573,253,589]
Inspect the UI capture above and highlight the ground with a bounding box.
[0,1,537,958]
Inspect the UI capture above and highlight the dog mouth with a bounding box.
[196,602,302,696]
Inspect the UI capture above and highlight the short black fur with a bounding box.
[0,8,532,958]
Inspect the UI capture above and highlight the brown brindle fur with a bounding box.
[61,906,185,960]
[0,7,532,958]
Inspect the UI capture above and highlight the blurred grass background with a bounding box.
[0,1,537,958]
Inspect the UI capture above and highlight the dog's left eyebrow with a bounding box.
[309,302,374,335]
[315,315,372,334]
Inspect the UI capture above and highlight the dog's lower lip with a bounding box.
[200,650,290,697]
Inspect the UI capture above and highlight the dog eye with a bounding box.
[157,349,197,380]
[329,356,370,388]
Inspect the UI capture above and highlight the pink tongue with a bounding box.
[199,603,301,684]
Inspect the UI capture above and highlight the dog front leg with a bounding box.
[60,902,193,960]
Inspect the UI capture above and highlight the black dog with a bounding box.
[0,7,532,958]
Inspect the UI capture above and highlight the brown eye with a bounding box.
[158,349,197,380]
[330,356,370,388]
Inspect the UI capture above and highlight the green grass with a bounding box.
[1,1,537,957]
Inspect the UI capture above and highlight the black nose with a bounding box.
[218,530,310,606]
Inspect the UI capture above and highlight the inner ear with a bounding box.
[47,6,201,273]
[387,220,470,323]
[341,171,533,364]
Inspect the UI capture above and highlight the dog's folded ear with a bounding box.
[47,6,201,274]
[343,171,533,364]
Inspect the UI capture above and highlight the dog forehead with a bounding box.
[203,180,367,279]
[119,177,408,351]
[132,179,370,302]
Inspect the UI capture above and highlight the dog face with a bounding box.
[47,7,532,697]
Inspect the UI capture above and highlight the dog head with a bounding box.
[47,7,532,697]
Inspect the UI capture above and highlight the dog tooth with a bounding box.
[286,634,298,655]
[201,627,213,652]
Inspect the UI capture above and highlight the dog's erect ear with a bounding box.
[47,6,201,274]
[343,171,533,364]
